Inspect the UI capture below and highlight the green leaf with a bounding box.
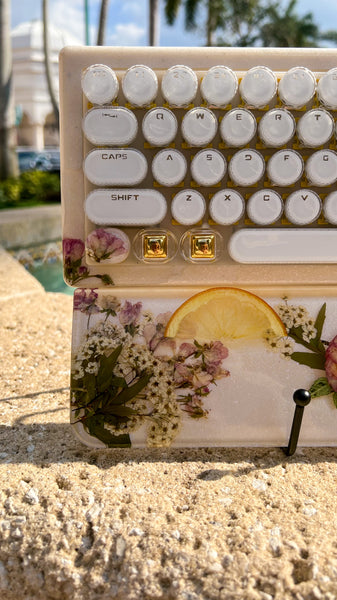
[290,352,326,370]
[102,405,139,417]
[97,345,123,393]
[309,377,333,398]
[333,393,337,408]
[313,303,326,344]
[85,415,131,447]
[114,372,151,405]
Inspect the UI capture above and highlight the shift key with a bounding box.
[85,189,167,226]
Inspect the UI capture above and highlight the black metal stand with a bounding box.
[284,389,311,456]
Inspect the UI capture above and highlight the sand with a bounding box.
[1,248,337,600]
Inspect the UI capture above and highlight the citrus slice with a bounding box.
[165,287,286,342]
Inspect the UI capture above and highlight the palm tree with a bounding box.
[164,0,260,46]
[258,0,319,47]
[149,0,160,45]
[0,0,19,179]
[97,0,110,45]
[42,0,59,127]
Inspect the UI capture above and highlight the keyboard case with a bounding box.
[60,46,337,448]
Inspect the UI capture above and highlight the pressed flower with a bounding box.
[325,335,337,392]
[63,238,85,263]
[119,301,142,326]
[86,228,130,263]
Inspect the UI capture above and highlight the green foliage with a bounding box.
[0,171,60,209]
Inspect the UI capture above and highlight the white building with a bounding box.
[11,20,81,150]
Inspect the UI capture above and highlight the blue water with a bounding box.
[31,261,73,295]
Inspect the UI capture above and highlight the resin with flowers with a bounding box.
[70,289,337,448]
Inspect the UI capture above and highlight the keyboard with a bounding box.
[59,46,337,290]
[60,47,337,450]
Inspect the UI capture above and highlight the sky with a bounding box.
[10,0,337,48]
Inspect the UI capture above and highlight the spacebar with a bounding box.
[229,229,337,263]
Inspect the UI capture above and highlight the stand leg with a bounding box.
[284,389,311,457]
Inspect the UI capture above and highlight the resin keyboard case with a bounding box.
[60,46,337,448]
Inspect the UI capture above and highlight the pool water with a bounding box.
[11,241,73,295]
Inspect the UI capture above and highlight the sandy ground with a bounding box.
[1,248,337,600]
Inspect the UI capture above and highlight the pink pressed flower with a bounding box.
[143,323,157,345]
[192,370,213,388]
[178,342,197,358]
[63,238,85,263]
[153,338,176,359]
[174,363,192,385]
[325,335,337,392]
[74,289,100,313]
[204,341,229,364]
[119,301,142,326]
[155,312,172,327]
[86,228,127,261]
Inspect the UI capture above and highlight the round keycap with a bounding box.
[317,68,337,109]
[181,107,218,146]
[228,149,265,186]
[258,109,295,147]
[83,107,138,145]
[171,190,206,225]
[161,65,198,106]
[122,65,158,106]
[267,150,303,186]
[278,67,316,108]
[240,66,277,108]
[285,190,321,225]
[81,64,119,105]
[323,191,337,224]
[247,190,283,225]
[305,150,337,186]
[142,107,178,146]
[220,108,257,147]
[297,109,334,147]
[209,190,245,225]
[191,149,226,186]
[152,149,187,186]
[200,66,238,106]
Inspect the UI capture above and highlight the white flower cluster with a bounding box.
[263,328,294,359]
[72,322,180,446]
[275,302,317,342]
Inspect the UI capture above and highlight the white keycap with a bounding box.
[200,66,238,106]
[171,190,206,225]
[152,149,187,186]
[285,189,321,225]
[240,66,277,108]
[86,227,130,263]
[317,68,337,109]
[209,190,245,225]
[247,190,283,225]
[323,191,337,225]
[161,65,198,106]
[84,149,147,185]
[142,107,178,146]
[85,189,167,226]
[305,150,337,186]
[267,149,303,186]
[191,149,226,186]
[182,107,218,146]
[258,109,295,147]
[83,107,138,145]
[81,64,119,105]
[297,109,334,147]
[220,109,257,147]
[229,229,337,263]
[228,149,265,186]
[122,65,158,106]
[278,67,316,108]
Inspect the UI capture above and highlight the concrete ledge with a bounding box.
[1,246,337,599]
[0,204,61,249]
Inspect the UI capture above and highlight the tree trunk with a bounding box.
[97,0,109,46]
[149,0,160,46]
[42,0,59,129]
[206,0,213,46]
[0,0,19,179]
